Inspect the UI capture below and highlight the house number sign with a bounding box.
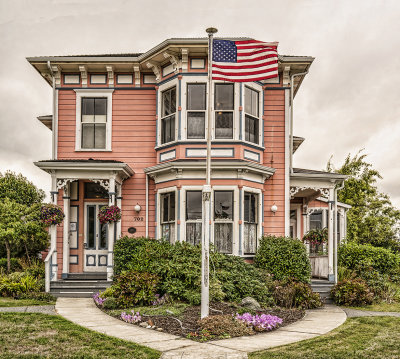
[134,216,144,221]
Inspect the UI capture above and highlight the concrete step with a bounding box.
[66,273,107,280]
[50,278,111,298]
[51,280,110,288]
[311,280,335,304]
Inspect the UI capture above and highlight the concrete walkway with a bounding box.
[56,298,346,359]
[0,305,55,315]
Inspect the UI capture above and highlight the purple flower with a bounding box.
[121,311,142,323]
[235,312,282,331]
[93,292,106,306]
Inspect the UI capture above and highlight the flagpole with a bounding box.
[201,27,217,319]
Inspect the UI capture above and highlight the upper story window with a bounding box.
[214,83,234,139]
[81,98,107,149]
[244,86,260,144]
[161,87,176,144]
[187,84,206,139]
[74,89,113,152]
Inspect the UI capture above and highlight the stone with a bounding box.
[157,328,163,332]
[241,297,261,311]
[139,322,148,328]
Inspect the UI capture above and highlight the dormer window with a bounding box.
[244,86,260,144]
[214,83,234,139]
[161,87,176,144]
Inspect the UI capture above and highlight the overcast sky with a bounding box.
[0,0,399,208]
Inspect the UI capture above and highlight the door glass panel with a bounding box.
[99,211,108,250]
[87,206,96,249]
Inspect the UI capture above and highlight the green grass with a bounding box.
[346,302,400,312]
[249,317,400,359]
[0,313,160,358]
[108,302,189,318]
[0,297,55,307]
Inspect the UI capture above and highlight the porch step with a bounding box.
[311,279,335,304]
[66,273,107,280]
[50,280,111,298]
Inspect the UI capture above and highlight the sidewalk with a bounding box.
[55,298,346,359]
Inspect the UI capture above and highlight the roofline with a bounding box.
[34,160,135,177]
[290,172,348,181]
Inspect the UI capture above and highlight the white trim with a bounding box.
[242,186,262,255]
[158,79,178,145]
[242,82,263,146]
[74,89,114,151]
[156,186,177,243]
[284,89,290,236]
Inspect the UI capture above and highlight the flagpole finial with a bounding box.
[206,27,218,35]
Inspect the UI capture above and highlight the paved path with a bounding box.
[56,298,346,359]
[343,308,400,318]
[0,305,56,315]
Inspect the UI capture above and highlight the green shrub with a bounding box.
[0,258,22,273]
[0,272,41,297]
[112,270,159,307]
[113,237,274,306]
[99,287,115,299]
[17,292,55,302]
[273,280,322,309]
[331,278,374,306]
[103,297,118,310]
[255,236,311,283]
[198,314,254,337]
[339,242,400,275]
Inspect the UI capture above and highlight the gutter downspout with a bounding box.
[47,61,57,160]
[289,71,308,173]
[334,180,345,283]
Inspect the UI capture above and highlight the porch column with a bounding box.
[328,187,335,282]
[46,175,58,292]
[62,183,70,279]
[116,183,122,240]
[107,177,116,281]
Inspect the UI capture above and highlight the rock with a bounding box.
[139,322,148,328]
[146,325,152,329]
[241,297,261,311]
[156,328,163,332]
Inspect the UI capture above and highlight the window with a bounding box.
[186,191,202,245]
[214,191,233,253]
[310,211,323,230]
[160,192,176,243]
[214,84,234,139]
[84,182,109,199]
[187,84,206,139]
[81,98,107,149]
[244,86,259,144]
[244,192,258,254]
[161,87,176,144]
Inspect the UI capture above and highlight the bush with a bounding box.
[112,270,159,307]
[198,314,254,337]
[113,237,274,306]
[339,242,400,275]
[17,292,55,302]
[103,297,118,310]
[0,258,21,273]
[273,280,322,309]
[331,278,374,306]
[255,236,311,283]
[0,272,41,297]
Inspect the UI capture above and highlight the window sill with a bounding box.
[75,149,112,152]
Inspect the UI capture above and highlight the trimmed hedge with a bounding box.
[113,236,274,306]
[339,242,400,275]
[255,236,311,283]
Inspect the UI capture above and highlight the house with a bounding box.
[27,37,349,296]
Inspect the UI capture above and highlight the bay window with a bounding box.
[185,191,202,245]
[161,87,176,144]
[214,191,233,253]
[243,192,258,254]
[160,192,176,243]
[81,98,107,149]
[214,83,234,139]
[187,84,206,139]
[244,86,259,144]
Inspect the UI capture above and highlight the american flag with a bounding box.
[212,39,279,82]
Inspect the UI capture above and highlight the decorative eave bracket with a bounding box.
[106,66,114,87]
[283,66,290,86]
[133,65,140,86]
[51,65,62,86]
[163,52,180,74]
[79,65,88,87]
[146,61,161,82]
[181,48,189,71]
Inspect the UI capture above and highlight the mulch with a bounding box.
[110,302,304,338]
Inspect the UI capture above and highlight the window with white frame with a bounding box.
[81,98,107,149]
[310,211,323,230]
[160,192,176,243]
[185,191,202,245]
[244,86,260,144]
[75,89,113,151]
[243,192,258,254]
[214,83,234,139]
[187,84,206,139]
[214,191,234,253]
[161,87,176,144]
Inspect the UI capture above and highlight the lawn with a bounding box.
[0,313,160,359]
[249,317,400,359]
[0,297,55,307]
[347,302,400,312]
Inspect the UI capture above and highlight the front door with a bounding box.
[84,203,108,272]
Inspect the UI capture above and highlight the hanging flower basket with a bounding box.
[98,205,122,224]
[40,204,65,226]
[302,227,328,246]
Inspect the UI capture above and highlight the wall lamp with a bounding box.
[271,203,278,215]
[134,203,141,213]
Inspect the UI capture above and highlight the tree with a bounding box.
[0,172,48,271]
[328,151,400,251]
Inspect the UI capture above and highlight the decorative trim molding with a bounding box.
[283,66,291,86]
[51,65,62,86]
[163,52,180,74]
[133,65,140,86]
[106,66,114,87]
[146,61,161,82]
[79,65,87,87]
[56,178,78,190]
[290,186,330,199]
[89,179,110,191]
[181,48,189,71]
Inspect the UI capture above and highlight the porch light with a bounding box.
[134,203,141,213]
[271,203,278,214]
